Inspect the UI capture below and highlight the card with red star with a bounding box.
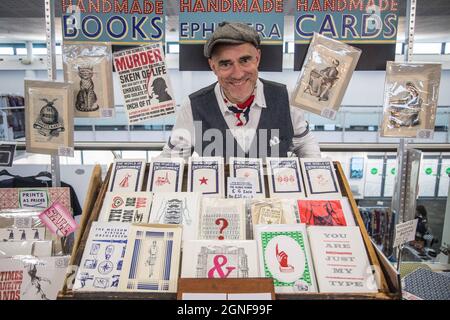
[188,157,224,197]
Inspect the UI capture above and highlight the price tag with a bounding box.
[227,177,255,199]
[393,219,418,248]
[58,146,74,157]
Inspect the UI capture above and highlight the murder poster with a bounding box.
[113,43,175,124]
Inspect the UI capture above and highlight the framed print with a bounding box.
[119,224,182,293]
[24,80,74,155]
[229,157,265,198]
[107,159,146,192]
[62,42,115,118]
[188,157,225,198]
[300,158,342,198]
[266,157,305,198]
[290,33,361,120]
[380,62,442,138]
[181,240,259,278]
[147,157,184,192]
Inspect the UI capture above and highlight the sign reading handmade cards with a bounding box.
[108,159,146,192]
[113,43,175,124]
[294,1,399,70]
[61,0,165,43]
[297,199,355,227]
[98,192,153,223]
[181,240,259,278]
[119,224,182,293]
[254,224,317,293]
[200,198,246,240]
[230,157,265,198]
[307,226,378,293]
[300,158,342,198]
[24,80,74,155]
[73,222,129,291]
[0,255,69,300]
[266,157,305,198]
[380,62,442,138]
[149,192,202,242]
[38,202,77,237]
[62,42,114,118]
[0,143,16,167]
[147,158,184,192]
[188,157,224,197]
[291,33,361,119]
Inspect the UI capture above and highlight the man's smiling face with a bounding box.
[208,43,260,104]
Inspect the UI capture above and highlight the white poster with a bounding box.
[384,158,398,197]
[418,158,439,197]
[438,158,450,197]
[364,157,383,197]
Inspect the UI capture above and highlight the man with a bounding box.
[161,21,320,161]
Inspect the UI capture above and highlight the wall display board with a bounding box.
[418,157,439,197]
[364,157,383,198]
[438,157,450,197]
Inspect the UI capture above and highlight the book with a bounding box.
[98,192,153,224]
[181,240,259,278]
[266,157,305,198]
[73,222,130,291]
[187,157,225,198]
[297,199,355,226]
[107,159,146,192]
[0,255,69,300]
[300,158,342,198]
[149,192,202,243]
[229,157,265,198]
[254,224,317,293]
[307,226,378,293]
[147,157,184,192]
[199,198,246,241]
[119,224,182,293]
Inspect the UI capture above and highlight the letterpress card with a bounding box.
[254,224,317,293]
[119,224,182,293]
[199,198,246,241]
[181,240,259,278]
[108,159,146,192]
[149,192,202,243]
[300,158,342,198]
[307,226,378,293]
[230,157,265,198]
[73,222,129,291]
[266,157,305,198]
[188,157,224,198]
[98,192,153,224]
[297,199,355,226]
[147,157,184,192]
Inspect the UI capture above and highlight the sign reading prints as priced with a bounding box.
[39,202,77,237]
[61,0,165,44]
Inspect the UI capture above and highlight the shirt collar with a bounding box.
[215,78,267,115]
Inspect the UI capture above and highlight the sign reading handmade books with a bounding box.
[61,0,165,44]
[179,0,284,71]
[294,0,399,70]
[113,43,175,124]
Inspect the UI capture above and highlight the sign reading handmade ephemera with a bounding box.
[62,42,115,118]
[291,33,361,120]
[380,62,442,139]
[113,43,175,124]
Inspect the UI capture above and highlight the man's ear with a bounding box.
[208,58,218,75]
[255,48,261,68]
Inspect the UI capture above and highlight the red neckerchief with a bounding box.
[223,92,256,126]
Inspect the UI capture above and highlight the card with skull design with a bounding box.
[24,80,73,155]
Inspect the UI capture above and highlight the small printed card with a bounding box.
[297,199,355,227]
[300,158,342,198]
[200,198,246,240]
[108,159,146,192]
[98,192,153,224]
[38,202,77,237]
[227,177,255,199]
[181,240,259,278]
[147,157,184,192]
[188,157,224,197]
[0,227,45,241]
[230,157,265,198]
[73,222,130,291]
[266,157,305,198]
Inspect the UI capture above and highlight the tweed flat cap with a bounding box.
[204,21,261,58]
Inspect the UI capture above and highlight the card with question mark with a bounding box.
[199,198,246,240]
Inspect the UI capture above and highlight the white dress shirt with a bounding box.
[160,79,321,160]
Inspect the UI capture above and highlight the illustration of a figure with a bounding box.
[33,98,65,137]
[8,229,14,240]
[276,244,294,273]
[119,174,131,188]
[155,172,171,186]
[105,245,114,260]
[305,201,344,226]
[78,272,94,288]
[388,81,422,127]
[20,229,26,240]
[75,66,99,112]
[33,228,40,239]
[149,77,172,103]
[156,198,192,225]
[111,275,120,287]
[23,264,51,300]
[145,240,158,278]
[305,59,340,102]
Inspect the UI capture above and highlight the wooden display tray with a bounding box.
[58,161,401,300]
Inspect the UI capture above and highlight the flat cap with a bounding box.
[204,21,261,58]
